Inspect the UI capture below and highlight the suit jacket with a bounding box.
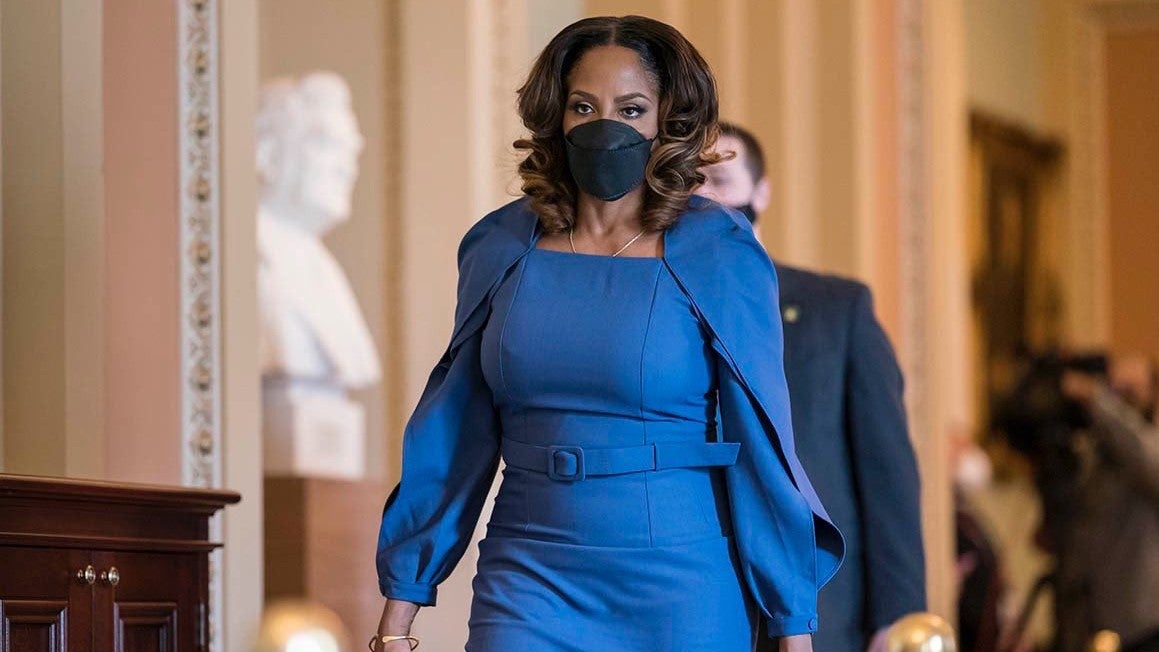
[758,265,926,651]
[376,196,846,637]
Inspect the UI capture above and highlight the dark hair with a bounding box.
[514,16,722,233]
[719,122,766,185]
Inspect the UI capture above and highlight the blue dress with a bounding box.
[376,198,844,652]
[469,249,753,650]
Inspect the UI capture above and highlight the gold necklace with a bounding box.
[569,227,647,257]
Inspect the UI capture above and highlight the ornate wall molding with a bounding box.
[897,0,961,617]
[178,1,223,651]
[896,0,970,617]
[896,0,929,449]
[179,0,222,491]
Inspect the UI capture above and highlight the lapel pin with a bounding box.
[783,305,800,324]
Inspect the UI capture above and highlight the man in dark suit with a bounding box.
[698,123,927,652]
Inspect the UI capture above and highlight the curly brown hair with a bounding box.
[514,16,722,233]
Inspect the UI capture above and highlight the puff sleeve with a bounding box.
[374,329,501,606]
[375,223,507,606]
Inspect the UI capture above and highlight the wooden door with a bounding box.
[0,547,93,652]
[93,551,202,652]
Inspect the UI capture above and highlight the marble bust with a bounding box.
[256,71,380,479]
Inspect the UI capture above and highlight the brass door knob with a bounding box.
[76,565,96,585]
[100,566,120,587]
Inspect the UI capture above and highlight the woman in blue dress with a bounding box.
[373,16,844,652]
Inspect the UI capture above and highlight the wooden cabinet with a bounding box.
[0,474,239,652]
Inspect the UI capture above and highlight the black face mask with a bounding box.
[731,204,758,224]
[565,120,653,201]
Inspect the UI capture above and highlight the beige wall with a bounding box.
[963,0,1124,352]
[1,0,185,484]
[962,0,1159,353]
[62,0,107,480]
[221,1,266,647]
[2,0,108,478]
[921,0,971,620]
[102,0,182,484]
[966,0,1049,131]
[259,0,395,479]
[860,0,902,338]
[529,0,585,55]
[1,0,67,473]
[1105,29,1159,361]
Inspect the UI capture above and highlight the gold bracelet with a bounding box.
[369,634,420,651]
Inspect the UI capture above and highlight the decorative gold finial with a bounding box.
[254,599,352,652]
[1089,630,1121,652]
[886,613,958,652]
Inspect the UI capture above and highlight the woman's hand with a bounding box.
[375,599,420,650]
[779,634,813,652]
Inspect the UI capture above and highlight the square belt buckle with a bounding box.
[546,445,585,482]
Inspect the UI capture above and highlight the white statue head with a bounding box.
[256,72,364,235]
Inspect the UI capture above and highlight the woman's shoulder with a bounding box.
[671,195,749,234]
[458,197,538,267]
[667,196,775,279]
[450,197,538,346]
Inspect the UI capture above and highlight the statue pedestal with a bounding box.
[264,475,389,643]
[263,378,365,480]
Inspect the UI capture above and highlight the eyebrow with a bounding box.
[569,89,654,103]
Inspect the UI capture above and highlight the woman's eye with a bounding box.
[621,105,644,118]
[572,102,594,115]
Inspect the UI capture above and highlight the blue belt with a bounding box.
[501,437,741,482]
